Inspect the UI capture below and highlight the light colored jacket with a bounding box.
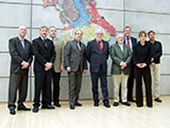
[53,38,65,72]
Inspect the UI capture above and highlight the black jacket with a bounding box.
[9,37,33,74]
[149,40,162,64]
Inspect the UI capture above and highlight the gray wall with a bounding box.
[0,0,170,102]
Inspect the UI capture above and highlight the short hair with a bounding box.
[148,30,155,35]
[49,26,57,31]
[124,26,131,31]
[40,25,48,31]
[74,30,83,35]
[139,31,147,38]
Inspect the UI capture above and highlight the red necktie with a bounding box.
[127,37,130,45]
[98,41,102,53]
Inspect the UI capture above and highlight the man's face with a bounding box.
[124,28,131,37]
[40,27,48,38]
[18,26,27,39]
[117,34,124,45]
[96,30,103,41]
[49,28,57,39]
[148,32,155,41]
[74,31,83,42]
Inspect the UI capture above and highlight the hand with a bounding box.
[66,67,71,72]
[151,62,156,67]
[45,62,53,71]
[83,69,87,75]
[60,66,64,72]
[21,62,30,69]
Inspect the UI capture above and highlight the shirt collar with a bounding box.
[40,36,47,41]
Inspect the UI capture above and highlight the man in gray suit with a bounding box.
[49,26,65,107]
[8,26,33,115]
[110,34,132,107]
[64,30,87,110]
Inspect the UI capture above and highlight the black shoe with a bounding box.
[70,105,75,110]
[9,109,16,115]
[74,102,82,106]
[94,103,99,107]
[33,107,39,113]
[17,104,31,111]
[128,99,136,102]
[113,102,119,106]
[104,103,110,108]
[42,105,55,109]
[136,103,143,107]
[54,103,61,107]
[122,102,131,106]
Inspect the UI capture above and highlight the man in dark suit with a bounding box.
[86,30,110,108]
[8,26,33,115]
[32,26,56,112]
[64,30,87,110]
[124,26,137,102]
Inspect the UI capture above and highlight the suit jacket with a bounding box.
[64,40,87,72]
[9,37,33,74]
[53,38,65,73]
[32,37,56,72]
[124,36,137,51]
[86,39,109,74]
[110,43,132,75]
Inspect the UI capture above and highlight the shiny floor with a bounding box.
[0,96,170,128]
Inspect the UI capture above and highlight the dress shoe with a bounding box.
[113,102,119,107]
[42,105,55,109]
[54,103,61,107]
[128,99,136,102]
[70,105,75,110]
[154,97,162,103]
[33,107,39,113]
[9,109,16,115]
[122,102,131,106]
[17,105,31,111]
[74,102,82,106]
[94,103,99,107]
[104,103,110,108]
[147,105,153,108]
[136,103,143,107]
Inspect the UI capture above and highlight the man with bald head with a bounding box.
[86,29,110,108]
[110,34,132,107]
[8,26,33,115]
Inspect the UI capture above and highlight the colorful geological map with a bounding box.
[43,0,116,43]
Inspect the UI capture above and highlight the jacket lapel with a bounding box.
[16,37,25,54]
[94,39,100,53]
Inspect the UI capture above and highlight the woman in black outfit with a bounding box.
[133,31,152,107]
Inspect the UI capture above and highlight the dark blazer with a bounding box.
[64,40,87,72]
[32,37,56,72]
[9,37,33,74]
[110,43,132,75]
[124,36,137,51]
[86,39,109,74]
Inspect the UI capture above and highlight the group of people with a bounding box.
[8,25,162,115]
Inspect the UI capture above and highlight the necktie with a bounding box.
[43,39,47,47]
[127,37,130,46]
[21,40,25,49]
[77,42,81,51]
[98,41,102,53]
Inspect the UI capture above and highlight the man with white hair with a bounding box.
[86,29,110,108]
[8,26,33,115]
[110,34,132,106]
